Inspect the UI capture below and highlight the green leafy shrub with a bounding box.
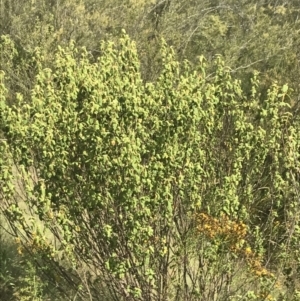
[1,33,300,300]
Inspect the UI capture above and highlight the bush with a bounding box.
[1,33,300,300]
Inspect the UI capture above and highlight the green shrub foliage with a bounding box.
[1,33,300,300]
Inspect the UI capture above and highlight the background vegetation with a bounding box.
[1,1,300,300]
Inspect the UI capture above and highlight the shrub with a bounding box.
[1,33,300,300]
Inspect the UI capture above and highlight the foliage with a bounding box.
[0,215,51,301]
[1,0,300,98]
[0,216,17,301]
[1,32,300,300]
